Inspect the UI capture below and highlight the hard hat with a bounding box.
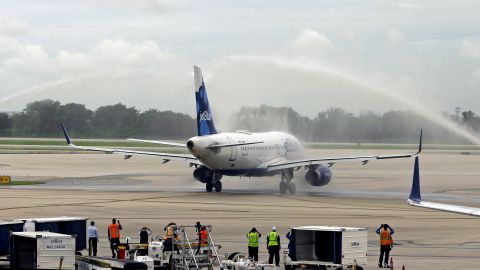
[272,226,277,231]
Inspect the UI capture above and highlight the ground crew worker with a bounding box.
[163,222,178,251]
[267,226,281,266]
[376,224,394,268]
[199,226,208,245]
[247,227,261,261]
[87,221,98,257]
[108,218,122,258]
[196,225,209,255]
[139,226,152,244]
[164,222,177,240]
[286,228,296,261]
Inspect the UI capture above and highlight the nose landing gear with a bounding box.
[279,170,296,195]
[206,172,223,192]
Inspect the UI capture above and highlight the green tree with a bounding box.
[91,103,139,137]
[58,103,93,136]
[24,100,61,136]
[0,113,12,135]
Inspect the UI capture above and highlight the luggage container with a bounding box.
[284,226,367,270]
[0,220,24,256]
[10,231,76,269]
[21,216,88,251]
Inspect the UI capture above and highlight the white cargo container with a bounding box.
[284,226,367,270]
[10,231,76,269]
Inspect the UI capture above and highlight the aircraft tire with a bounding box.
[279,182,288,194]
[288,182,296,195]
[206,182,213,192]
[214,181,222,192]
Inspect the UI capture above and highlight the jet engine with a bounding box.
[305,165,332,186]
[193,166,222,183]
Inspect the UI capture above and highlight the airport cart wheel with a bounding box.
[206,182,213,192]
[288,182,296,195]
[214,181,222,192]
[279,182,288,194]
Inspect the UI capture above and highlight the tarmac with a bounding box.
[1,149,480,269]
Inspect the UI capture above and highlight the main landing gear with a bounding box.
[279,169,296,195]
[206,172,223,192]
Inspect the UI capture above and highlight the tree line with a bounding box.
[0,100,195,139]
[0,100,478,143]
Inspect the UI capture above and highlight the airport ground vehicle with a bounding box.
[10,231,76,269]
[284,226,367,270]
[128,225,220,270]
[0,216,88,257]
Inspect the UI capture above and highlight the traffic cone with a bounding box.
[402,266,405,270]
[389,257,394,269]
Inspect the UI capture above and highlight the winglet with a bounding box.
[416,129,423,155]
[409,156,422,202]
[61,123,72,145]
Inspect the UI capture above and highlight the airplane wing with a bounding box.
[126,138,187,147]
[266,130,422,171]
[407,156,480,217]
[61,124,202,165]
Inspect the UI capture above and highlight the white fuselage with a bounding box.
[187,131,304,176]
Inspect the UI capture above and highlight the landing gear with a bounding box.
[205,172,223,193]
[279,169,296,195]
[206,182,213,192]
[214,181,222,192]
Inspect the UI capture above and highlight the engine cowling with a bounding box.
[193,166,222,183]
[305,165,332,186]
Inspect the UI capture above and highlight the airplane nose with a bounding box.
[187,140,194,150]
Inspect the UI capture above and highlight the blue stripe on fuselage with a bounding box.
[216,168,279,177]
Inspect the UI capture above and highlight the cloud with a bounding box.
[289,29,335,52]
[99,0,186,12]
[0,38,192,112]
[461,40,480,60]
[386,29,404,46]
[0,17,30,36]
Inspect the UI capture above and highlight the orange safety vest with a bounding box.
[199,230,208,244]
[109,224,120,239]
[380,229,393,246]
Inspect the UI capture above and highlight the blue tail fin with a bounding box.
[409,156,422,202]
[194,66,218,136]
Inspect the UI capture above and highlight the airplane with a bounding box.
[61,66,422,194]
[408,156,480,216]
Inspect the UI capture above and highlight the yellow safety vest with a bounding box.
[247,232,259,247]
[268,231,279,247]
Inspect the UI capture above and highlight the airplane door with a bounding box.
[227,137,237,161]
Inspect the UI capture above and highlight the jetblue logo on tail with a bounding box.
[194,67,218,136]
[199,111,212,121]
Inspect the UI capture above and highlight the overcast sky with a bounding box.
[1,0,480,122]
